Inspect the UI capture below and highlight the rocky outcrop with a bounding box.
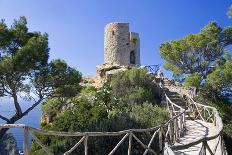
[0,133,19,155]
[81,64,131,88]
[96,64,130,79]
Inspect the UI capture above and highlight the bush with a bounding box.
[31,68,168,154]
[129,102,169,127]
[110,68,160,106]
[184,73,201,89]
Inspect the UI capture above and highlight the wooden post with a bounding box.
[221,135,226,155]
[128,132,132,155]
[204,141,214,155]
[159,126,163,152]
[109,133,129,155]
[24,126,30,155]
[84,135,88,155]
[202,141,206,155]
[169,122,173,144]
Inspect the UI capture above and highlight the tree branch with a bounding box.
[22,98,44,116]
[0,114,9,122]
[12,92,22,115]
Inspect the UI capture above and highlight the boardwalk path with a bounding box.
[165,86,223,155]
[173,120,220,155]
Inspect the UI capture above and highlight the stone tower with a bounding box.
[104,22,140,66]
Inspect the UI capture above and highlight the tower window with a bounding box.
[130,51,136,64]
[112,31,115,35]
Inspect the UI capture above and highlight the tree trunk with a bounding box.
[12,91,22,115]
[0,98,43,139]
[0,128,9,140]
[0,114,23,139]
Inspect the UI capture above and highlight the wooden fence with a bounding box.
[0,79,225,155]
[163,83,225,155]
[0,85,186,155]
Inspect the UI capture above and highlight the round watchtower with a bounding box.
[104,22,140,66]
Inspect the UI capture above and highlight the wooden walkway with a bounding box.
[173,120,221,155]
[164,85,224,155]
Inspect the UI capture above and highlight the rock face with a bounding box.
[0,133,19,155]
[104,22,140,66]
[40,113,52,124]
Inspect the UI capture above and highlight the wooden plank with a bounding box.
[143,129,159,155]
[159,127,163,152]
[204,141,214,155]
[30,130,53,155]
[63,136,85,155]
[128,133,132,155]
[132,134,157,155]
[23,126,29,155]
[84,135,88,155]
[108,133,129,155]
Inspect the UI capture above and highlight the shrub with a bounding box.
[31,68,168,154]
[110,68,160,106]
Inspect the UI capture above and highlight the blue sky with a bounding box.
[0,0,231,76]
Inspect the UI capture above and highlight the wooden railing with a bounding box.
[0,115,184,154]
[0,79,225,155]
[164,85,225,155]
[178,94,225,155]
[0,88,186,155]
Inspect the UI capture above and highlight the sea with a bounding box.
[0,98,41,151]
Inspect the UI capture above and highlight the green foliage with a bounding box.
[160,22,232,77]
[160,21,232,97]
[49,59,82,97]
[184,73,201,89]
[32,100,168,155]
[206,60,232,96]
[0,17,82,139]
[31,68,168,154]
[41,97,66,121]
[0,17,49,97]
[94,84,118,111]
[50,101,108,132]
[110,68,160,106]
[0,17,82,100]
[227,5,232,18]
[129,102,169,127]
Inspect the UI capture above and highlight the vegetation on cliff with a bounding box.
[0,133,19,155]
[159,7,232,151]
[0,17,82,139]
[31,68,169,155]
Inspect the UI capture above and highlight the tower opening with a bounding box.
[130,51,136,64]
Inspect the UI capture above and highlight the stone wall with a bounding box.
[104,22,140,66]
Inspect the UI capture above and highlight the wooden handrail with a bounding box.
[164,85,224,154]
[0,91,186,155]
[0,79,225,155]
